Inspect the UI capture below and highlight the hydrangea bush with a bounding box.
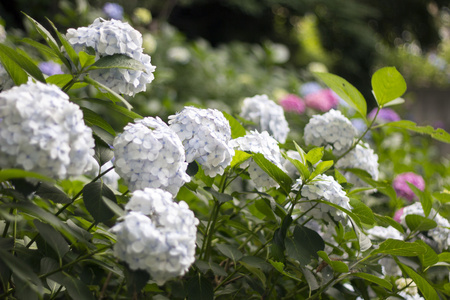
[0,14,449,300]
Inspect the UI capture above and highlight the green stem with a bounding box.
[335,107,381,163]
[2,208,14,238]
[202,201,222,261]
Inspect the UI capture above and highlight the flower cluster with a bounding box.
[398,202,450,251]
[279,94,305,114]
[393,172,425,201]
[229,131,285,189]
[0,63,14,92]
[66,18,155,96]
[240,94,290,143]
[113,117,190,195]
[368,108,401,123]
[168,107,234,177]
[304,89,339,112]
[103,2,124,20]
[336,142,379,186]
[395,278,423,300]
[0,80,96,179]
[112,188,198,285]
[293,174,351,223]
[366,226,403,241]
[304,109,357,155]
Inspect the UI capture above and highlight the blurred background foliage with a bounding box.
[1,0,449,118]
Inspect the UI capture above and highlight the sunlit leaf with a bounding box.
[371,67,406,107]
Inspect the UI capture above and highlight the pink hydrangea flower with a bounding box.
[279,94,305,114]
[304,89,339,112]
[393,207,404,223]
[393,172,425,201]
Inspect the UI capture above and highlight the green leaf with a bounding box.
[285,155,310,180]
[82,181,117,223]
[240,261,266,288]
[293,141,307,163]
[371,67,407,107]
[0,249,43,295]
[72,97,142,120]
[230,150,252,169]
[438,252,450,263]
[80,107,116,136]
[79,51,96,68]
[0,169,53,183]
[88,54,146,72]
[84,75,133,110]
[93,135,114,167]
[187,274,214,300]
[216,244,243,265]
[371,239,426,256]
[351,272,392,290]
[61,275,95,300]
[382,120,450,143]
[35,182,71,204]
[314,72,367,118]
[34,220,69,258]
[374,214,405,234]
[222,111,246,139]
[415,240,438,268]
[309,160,333,180]
[203,187,233,204]
[398,263,439,300]
[20,37,58,58]
[124,266,150,295]
[0,44,46,83]
[285,225,324,267]
[434,191,450,204]
[405,214,437,232]
[305,147,324,165]
[317,251,348,273]
[253,153,292,195]
[46,18,79,68]
[350,219,373,252]
[268,260,302,282]
[0,48,28,86]
[45,74,86,90]
[334,169,347,184]
[349,198,375,225]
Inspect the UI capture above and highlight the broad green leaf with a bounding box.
[88,54,146,72]
[0,49,28,86]
[0,249,43,295]
[82,181,117,223]
[374,214,405,234]
[0,44,46,83]
[438,252,450,263]
[253,153,292,195]
[285,225,324,267]
[222,111,246,139]
[371,67,407,107]
[230,150,252,169]
[314,72,367,118]
[415,240,438,268]
[254,199,277,221]
[72,97,142,120]
[352,272,392,290]
[371,239,426,256]
[35,182,71,203]
[102,197,125,217]
[293,141,307,163]
[216,244,243,265]
[46,18,79,68]
[0,169,53,183]
[93,135,114,167]
[84,75,133,110]
[305,147,324,165]
[46,74,87,90]
[203,187,233,204]
[334,169,347,184]
[187,274,214,300]
[285,155,310,181]
[20,37,58,58]
[381,120,450,143]
[80,107,116,136]
[405,214,437,232]
[79,51,96,68]
[240,256,272,272]
[209,262,227,277]
[34,220,69,259]
[350,219,372,252]
[433,191,450,204]
[61,275,95,300]
[309,160,333,180]
[268,260,302,282]
[317,251,348,273]
[240,261,266,288]
[349,198,375,225]
[271,216,292,261]
[301,266,319,292]
[124,266,150,295]
[398,263,439,300]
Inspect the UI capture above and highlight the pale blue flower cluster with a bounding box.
[240,94,290,143]
[0,63,14,92]
[113,117,190,195]
[336,142,379,186]
[66,18,156,96]
[366,226,403,241]
[304,109,357,155]
[229,130,285,189]
[112,188,198,285]
[168,107,234,177]
[0,80,96,179]
[293,174,351,223]
[103,2,124,20]
[38,61,64,76]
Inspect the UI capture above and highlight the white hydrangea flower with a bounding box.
[229,130,285,189]
[304,109,357,155]
[113,117,190,195]
[336,142,379,186]
[293,174,351,223]
[66,18,156,96]
[0,80,95,179]
[0,63,14,92]
[168,107,234,177]
[399,202,450,251]
[240,94,290,143]
[282,150,304,179]
[366,226,403,241]
[111,193,199,285]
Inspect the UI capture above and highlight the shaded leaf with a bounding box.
[352,272,392,290]
[93,135,114,167]
[82,182,117,223]
[34,220,70,258]
[89,54,146,71]
[35,182,71,204]
[398,263,439,300]
[216,244,243,264]
[84,75,133,110]
[371,239,426,256]
[203,187,233,203]
[285,225,324,267]
[187,274,214,300]
[415,240,438,268]
[0,43,45,83]
[20,38,58,58]
[253,153,292,195]
[405,214,437,232]
[349,198,375,225]
[72,97,142,120]
[0,169,53,183]
[80,107,116,137]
